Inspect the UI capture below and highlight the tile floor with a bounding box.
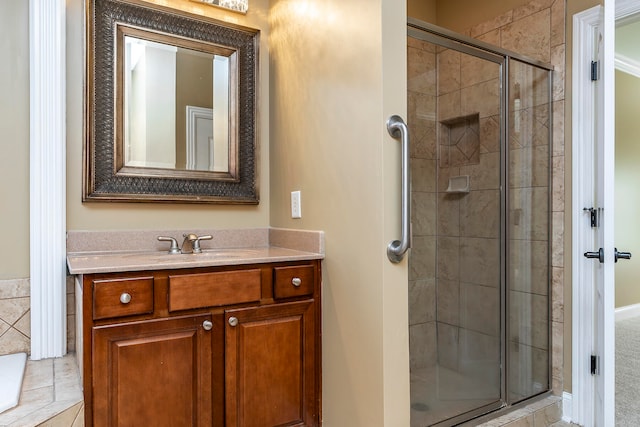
[0,354,83,427]
[0,353,575,427]
[456,395,571,427]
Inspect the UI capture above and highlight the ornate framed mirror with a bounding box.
[85,0,259,203]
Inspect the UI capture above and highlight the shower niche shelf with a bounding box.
[439,113,480,168]
[445,175,470,193]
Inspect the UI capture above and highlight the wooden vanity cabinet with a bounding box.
[82,260,321,427]
[92,314,215,427]
[225,301,316,427]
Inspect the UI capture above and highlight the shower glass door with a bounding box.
[407,21,552,427]
[507,58,551,404]
[407,30,504,427]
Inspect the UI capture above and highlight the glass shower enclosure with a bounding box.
[407,19,552,427]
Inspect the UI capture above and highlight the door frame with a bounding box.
[571,0,640,424]
[570,7,600,427]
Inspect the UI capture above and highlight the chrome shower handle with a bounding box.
[387,115,411,263]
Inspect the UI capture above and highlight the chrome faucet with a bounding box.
[157,233,212,254]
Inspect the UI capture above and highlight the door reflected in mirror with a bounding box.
[123,35,231,173]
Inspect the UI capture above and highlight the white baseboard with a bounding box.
[562,392,573,423]
[615,303,640,321]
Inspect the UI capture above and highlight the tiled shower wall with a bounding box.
[437,44,502,390]
[508,59,552,399]
[0,278,77,356]
[466,0,566,397]
[408,37,437,372]
[407,0,566,396]
[408,34,503,385]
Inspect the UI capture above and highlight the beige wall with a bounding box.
[615,69,640,308]
[0,1,30,280]
[407,0,436,23]
[66,0,271,232]
[269,0,409,424]
[407,0,534,32]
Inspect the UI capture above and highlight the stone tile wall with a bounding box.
[408,36,438,371]
[0,277,77,356]
[435,40,502,392]
[0,279,30,355]
[459,0,566,399]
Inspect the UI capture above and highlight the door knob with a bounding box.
[584,248,604,263]
[228,316,238,327]
[615,248,632,263]
[202,320,213,331]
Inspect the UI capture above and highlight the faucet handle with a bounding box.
[157,236,180,254]
[192,235,213,254]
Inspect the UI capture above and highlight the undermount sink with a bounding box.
[121,248,264,262]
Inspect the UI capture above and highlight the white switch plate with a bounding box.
[291,191,302,219]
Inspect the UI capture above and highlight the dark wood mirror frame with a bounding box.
[84,0,259,204]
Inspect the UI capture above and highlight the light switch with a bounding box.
[291,191,302,219]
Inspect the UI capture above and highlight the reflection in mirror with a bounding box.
[192,0,248,14]
[123,36,230,173]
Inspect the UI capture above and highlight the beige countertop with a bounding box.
[66,227,325,275]
[67,246,323,274]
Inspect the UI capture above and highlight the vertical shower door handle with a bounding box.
[387,115,411,263]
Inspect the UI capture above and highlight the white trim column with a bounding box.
[571,7,600,425]
[29,0,67,359]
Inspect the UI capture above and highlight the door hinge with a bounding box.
[583,207,600,228]
[591,355,600,375]
[591,61,600,81]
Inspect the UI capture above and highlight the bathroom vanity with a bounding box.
[67,230,323,427]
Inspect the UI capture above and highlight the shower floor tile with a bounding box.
[411,364,498,426]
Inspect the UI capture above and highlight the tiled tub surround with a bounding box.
[0,354,83,426]
[0,278,80,426]
[0,278,77,358]
[0,279,31,356]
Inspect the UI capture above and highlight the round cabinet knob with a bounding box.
[292,277,302,287]
[228,316,239,327]
[202,320,213,331]
[120,293,132,304]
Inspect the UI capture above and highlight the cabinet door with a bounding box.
[92,314,214,427]
[225,300,317,427]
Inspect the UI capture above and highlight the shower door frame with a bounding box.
[407,18,554,426]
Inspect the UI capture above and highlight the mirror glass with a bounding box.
[85,0,259,204]
[123,36,230,173]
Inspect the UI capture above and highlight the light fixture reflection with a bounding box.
[195,0,248,14]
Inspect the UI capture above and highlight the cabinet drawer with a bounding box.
[273,265,315,299]
[93,277,154,320]
[169,269,262,311]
